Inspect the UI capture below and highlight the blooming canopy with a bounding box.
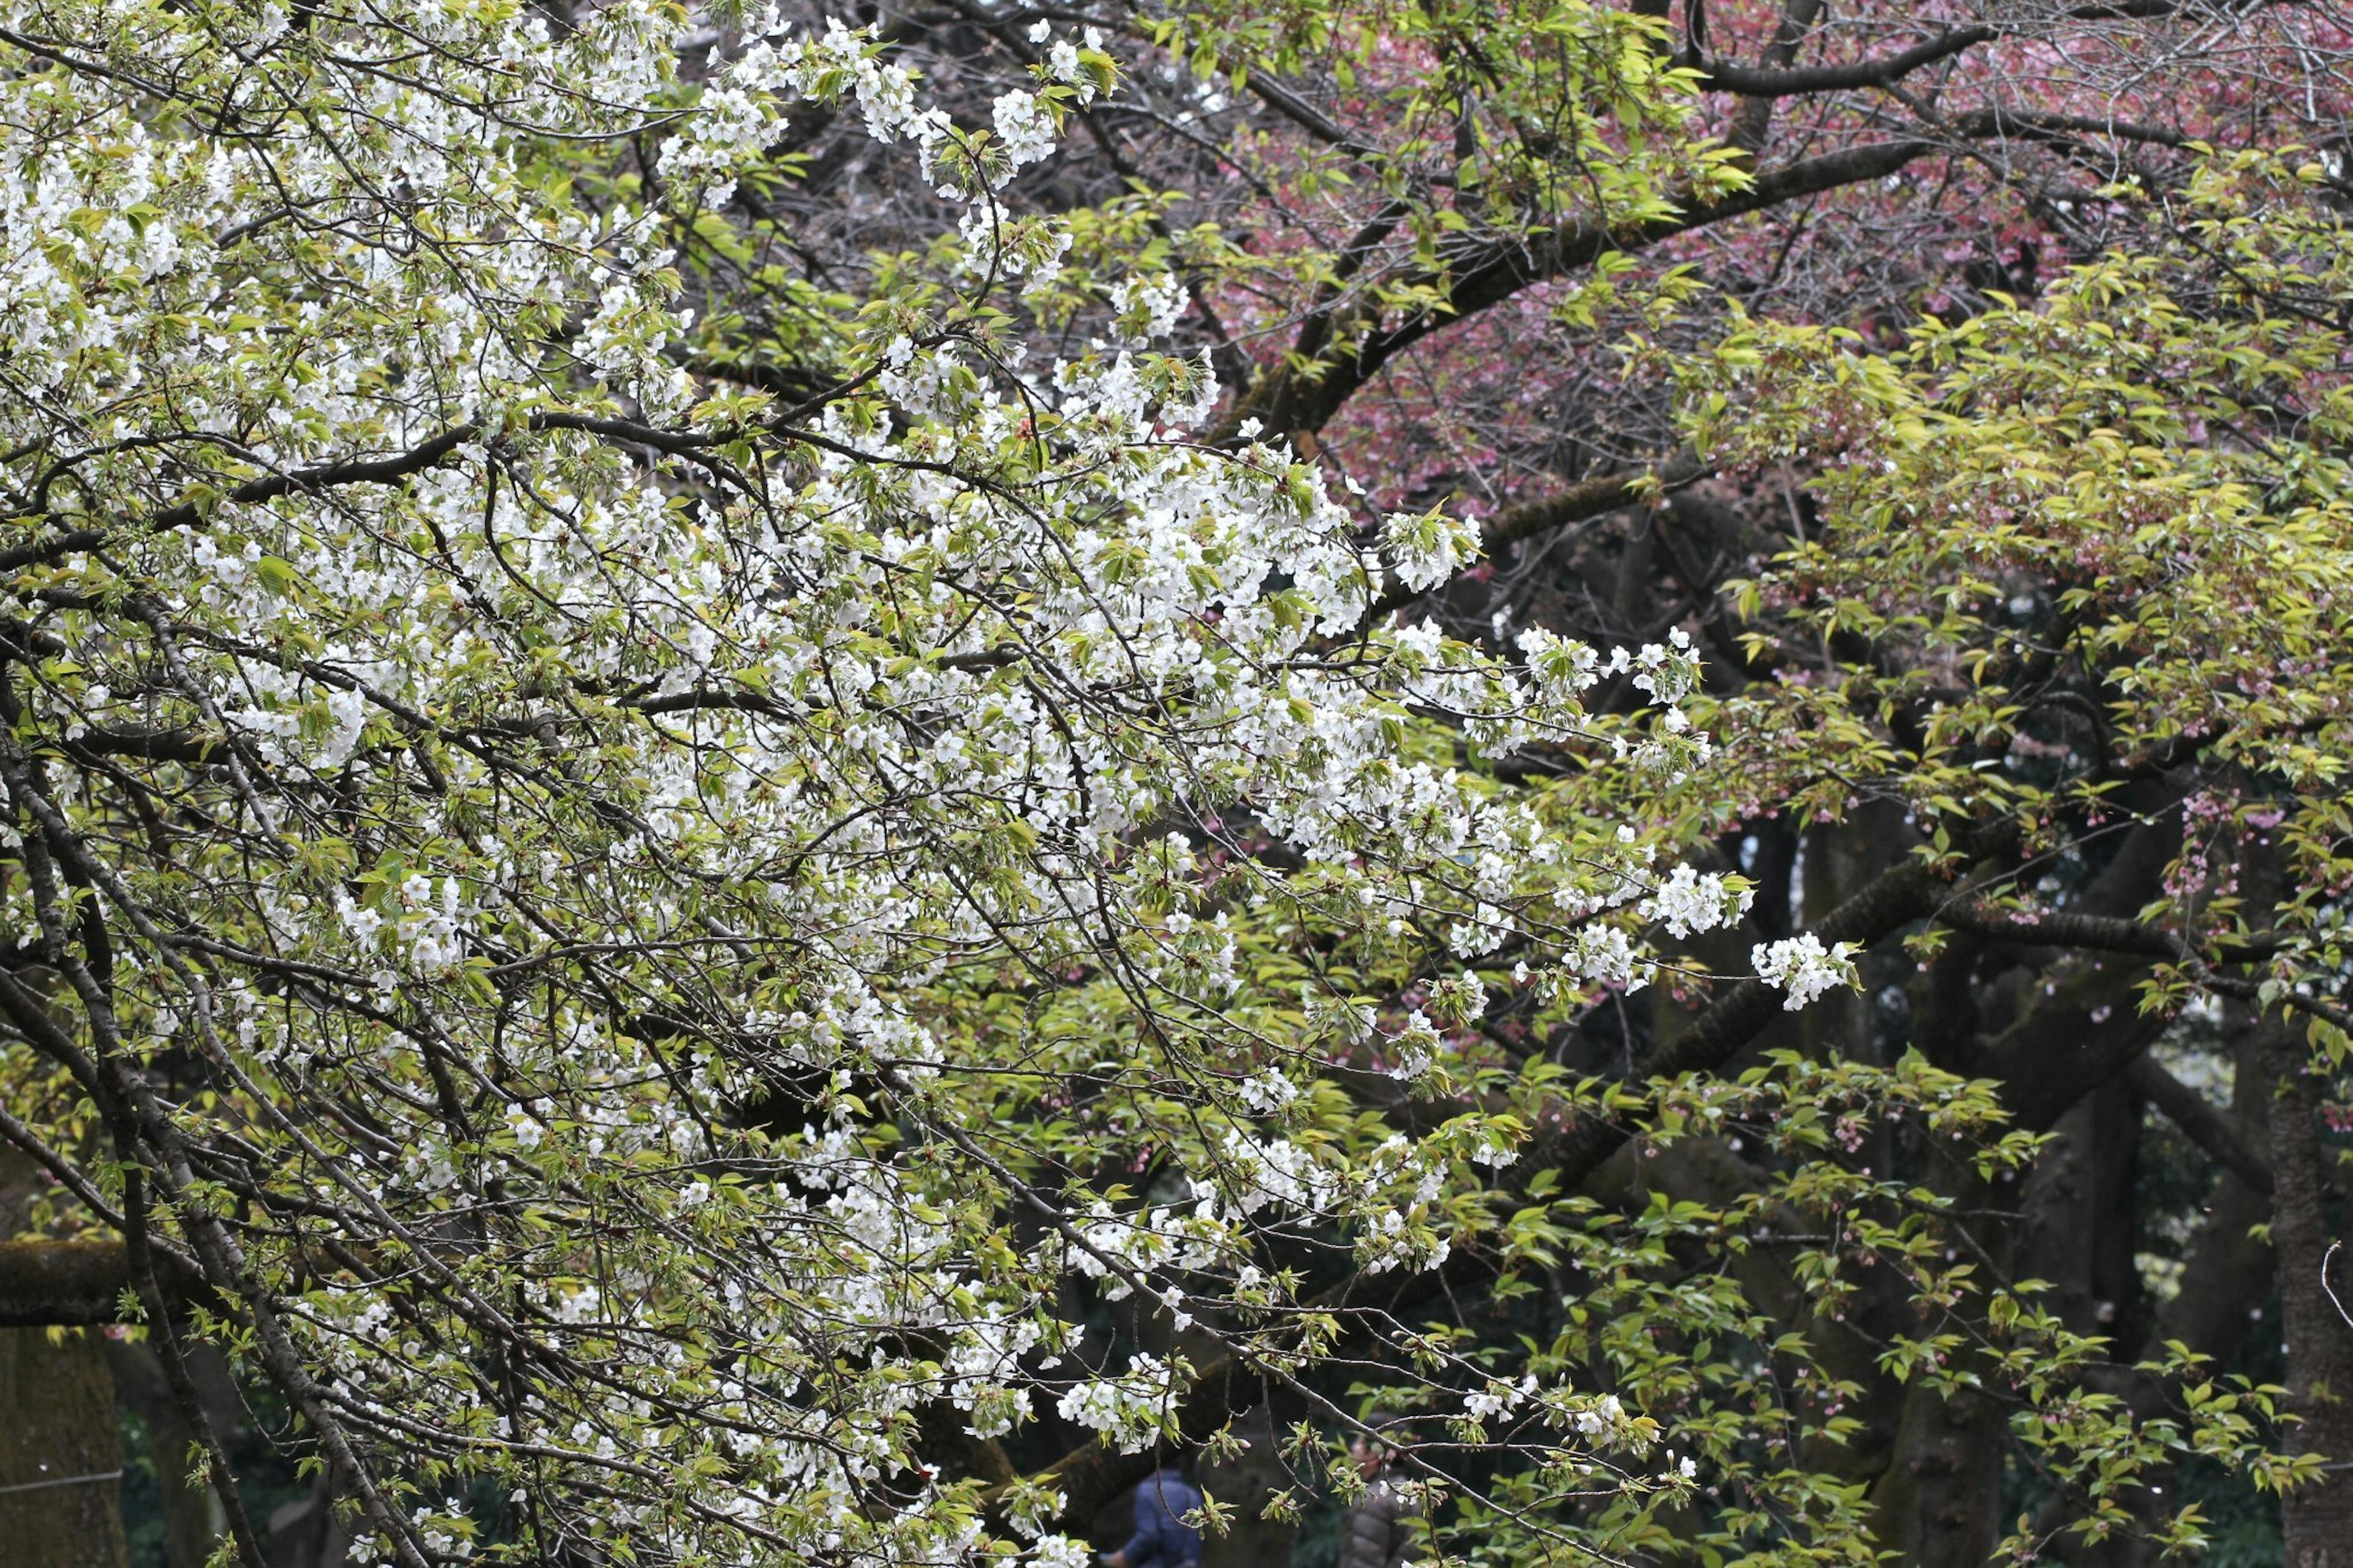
[0,4,1806,1565]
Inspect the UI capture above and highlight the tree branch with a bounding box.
[2122,1053,2273,1194]
[0,1237,210,1327]
[1365,450,1708,621]
[1529,846,1957,1186]
[1228,136,1943,439]
[1936,900,2284,965]
[1700,27,1995,98]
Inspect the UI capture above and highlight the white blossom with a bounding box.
[1385,509,1483,594]
[1751,933,1860,1010]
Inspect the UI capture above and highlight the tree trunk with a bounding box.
[2023,1077,2145,1346]
[1866,1377,2006,1567]
[2265,1007,2353,1567]
[0,1327,131,1568]
[0,1148,129,1566]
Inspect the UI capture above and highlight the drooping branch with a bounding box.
[2122,1053,2273,1194]
[0,423,491,576]
[0,408,759,579]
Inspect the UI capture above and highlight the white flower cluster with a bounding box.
[1631,627,1702,705]
[1464,1374,1537,1422]
[1385,508,1485,593]
[1110,271,1191,346]
[1559,924,1652,991]
[1033,1536,1096,1568]
[1567,1392,1639,1445]
[1639,865,1754,939]
[993,89,1059,168]
[1236,1067,1302,1114]
[1752,933,1860,1010]
[1054,1355,1182,1453]
[1033,18,1107,104]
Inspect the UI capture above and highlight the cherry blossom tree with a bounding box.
[0,4,1780,1566]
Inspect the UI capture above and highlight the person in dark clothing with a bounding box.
[1333,1423,1419,1568]
[1099,1464,1204,1568]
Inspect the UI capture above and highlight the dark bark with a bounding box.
[2138,1002,2279,1371]
[1866,1379,2006,1567]
[2026,1077,2147,1346]
[1975,960,2172,1133]
[1194,1406,1294,1568]
[1721,0,1829,152]
[1795,801,1909,1063]
[2264,1009,2353,1566]
[0,1237,209,1327]
[1928,812,2186,1132]
[0,1327,130,1568]
[1702,26,1994,99]
[1623,1135,1909,1482]
[262,1478,352,1568]
[2069,1007,2284,1568]
[1869,1012,2141,1561]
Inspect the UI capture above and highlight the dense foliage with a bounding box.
[2,4,2351,1568]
